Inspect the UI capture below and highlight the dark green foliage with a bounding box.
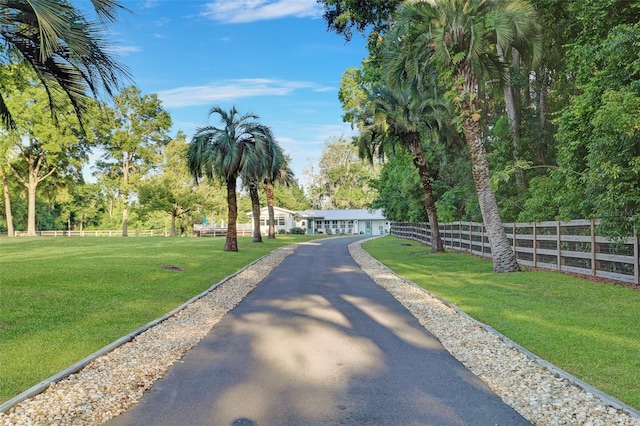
[523,22,640,237]
[318,0,401,41]
[370,152,426,223]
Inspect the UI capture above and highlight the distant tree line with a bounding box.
[3,0,638,264]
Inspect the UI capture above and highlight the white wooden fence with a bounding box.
[13,229,165,237]
[193,224,253,237]
[11,224,255,238]
[391,219,640,285]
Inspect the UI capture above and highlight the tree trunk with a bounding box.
[122,202,128,237]
[2,169,14,237]
[499,47,526,191]
[26,169,37,236]
[224,176,239,252]
[407,133,444,253]
[265,180,276,239]
[122,156,129,237]
[461,114,519,272]
[249,182,262,243]
[8,148,55,237]
[171,205,177,237]
[456,69,519,273]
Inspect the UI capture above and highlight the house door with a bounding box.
[365,221,372,235]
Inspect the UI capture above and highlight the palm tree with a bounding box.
[263,151,295,239]
[357,84,446,252]
[188,106,274,252]
[391,0,541,272]
[239,127,281,243]
[0,0,129,128]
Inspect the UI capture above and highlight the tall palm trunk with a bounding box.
[224,176,239,252]
[406,133,444,252]
[456,69,519,273]
[249,181,263,243]
[264,179,276,239]
[498,47,526,191]
[2,168,14,237]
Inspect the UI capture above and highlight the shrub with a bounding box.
[290,227,306,234]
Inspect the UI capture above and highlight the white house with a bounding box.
[248,207,389,236]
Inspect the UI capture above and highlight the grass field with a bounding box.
[0,235,321,403]
[362,236,640,410]
[2,235,639,411]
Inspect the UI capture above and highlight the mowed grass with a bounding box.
[362,236,640,410]
[0,235,322,403]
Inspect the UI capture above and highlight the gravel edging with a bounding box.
[348,238,640,426]
[0,244,297,426]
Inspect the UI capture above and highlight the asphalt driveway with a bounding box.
[107,236,529,425]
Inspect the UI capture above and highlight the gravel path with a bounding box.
[1,239,638,425]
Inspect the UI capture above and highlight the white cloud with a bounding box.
[157,78,320,108]
[201,0,322,23]
[140,0,161,9]
[154,17,171,26]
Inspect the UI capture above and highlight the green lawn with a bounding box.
[362,236,640,410]
[0,235,321,403]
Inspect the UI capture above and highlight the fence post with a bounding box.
[533,222,537,268]
[591,219,597,278]
[634,231,639,285]
[556,221,561,271]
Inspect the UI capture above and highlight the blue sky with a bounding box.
[108,0,369,186]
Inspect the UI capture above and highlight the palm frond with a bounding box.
[0,0,130,128]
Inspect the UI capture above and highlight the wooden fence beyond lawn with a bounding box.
[14,229,165,237]
[11,224,254,238]
[391,219,640,285]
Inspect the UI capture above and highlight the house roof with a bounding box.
[296,209,387,221]
[247,207,388,221]
[247,206,296,217]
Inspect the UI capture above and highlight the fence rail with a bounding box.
[193,224,253,237]
[13,229,166,237]
[11,224,255,238]
[391,219,640,285]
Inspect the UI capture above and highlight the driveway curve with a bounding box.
[108,236,529,426]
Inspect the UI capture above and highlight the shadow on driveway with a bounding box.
[108,237,530,425]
